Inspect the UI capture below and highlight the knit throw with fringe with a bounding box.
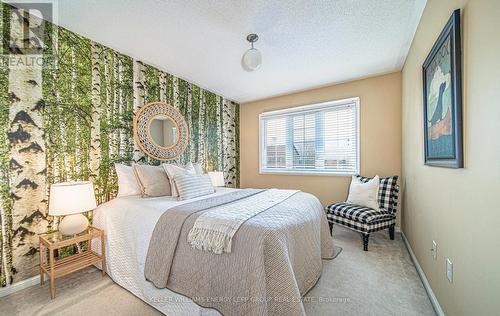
[187,189,299,254]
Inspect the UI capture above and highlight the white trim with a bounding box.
[259,169,355,177]
[402,231,445,316]
[355,97,360,174]
[258,97,360,176]
[259,97,360,118]
[0,274,42,298]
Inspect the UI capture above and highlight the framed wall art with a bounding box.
[422,9,463,168]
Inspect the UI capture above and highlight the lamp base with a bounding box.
[59,214,89,235]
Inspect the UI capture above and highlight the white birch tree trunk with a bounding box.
[0,191,12,284]
[0,167,12,285]
[118,57,125,158]
[60,43,70,179]
[132,59,146,162]
[59,107,69,180]
[186,83,195,163]
[159,71,167,102]
[222,99,229,186]
[71,46,80,178]
[172,76,179,109]
[198,90,207,168]
[90,41,101,181]
[0,1,9,286]
[8,9,48,282]
[103,51,111,164]
[51,32,61,182]
[216,96,223,170]
[222,99,237,187]
[58,40,68,180]
[110,53,118,160]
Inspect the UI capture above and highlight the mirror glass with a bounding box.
[149,115,178,148]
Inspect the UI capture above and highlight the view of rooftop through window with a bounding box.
[260,98,359,175]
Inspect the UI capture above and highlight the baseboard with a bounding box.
[401,231,445,316]
[0,274,41,298]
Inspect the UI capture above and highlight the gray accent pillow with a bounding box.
[173,174,215,200]
[133,164,171,197]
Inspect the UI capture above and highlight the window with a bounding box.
[259,97,359,175]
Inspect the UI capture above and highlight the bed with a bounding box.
[92,187,336,316]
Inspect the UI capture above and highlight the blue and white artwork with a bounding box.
[422,9,463,168]
[425,35,454,159]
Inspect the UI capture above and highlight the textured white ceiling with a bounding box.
[56,0,426,103]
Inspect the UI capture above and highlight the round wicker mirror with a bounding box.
[133,102,189,160]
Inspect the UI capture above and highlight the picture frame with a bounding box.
[422,9,463,168]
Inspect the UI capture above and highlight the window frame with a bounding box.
[258,97,360,176]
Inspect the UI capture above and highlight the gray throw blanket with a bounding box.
[145,189,335,316]
[188,189,299,254]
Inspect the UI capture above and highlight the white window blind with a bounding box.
[259,97,359,175]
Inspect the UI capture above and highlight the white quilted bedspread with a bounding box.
[92,188,236,316]
[92,187,334,316]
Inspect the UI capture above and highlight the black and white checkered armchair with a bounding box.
[325,175,399,251]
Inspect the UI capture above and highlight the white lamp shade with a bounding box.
[49,181,97,216]
[208,171,225,187]
[242,48,262,71]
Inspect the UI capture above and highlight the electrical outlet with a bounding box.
[432,241,437,260]
[446,258,453,283]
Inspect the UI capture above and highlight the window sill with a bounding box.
[259,169,357,177]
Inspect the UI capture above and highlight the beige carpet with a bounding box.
[0,226,435,316]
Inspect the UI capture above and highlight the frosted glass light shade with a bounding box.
[208,171,225,187]
[242,48,262,71]
[49,181,97,216]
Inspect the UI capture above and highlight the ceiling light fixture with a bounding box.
[242,33,262,72]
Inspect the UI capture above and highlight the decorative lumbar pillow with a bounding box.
[346,175,380,211]
[115,163,142,197]
[133,164,171,197]
[173,173,215,200]
[162,163,196,197]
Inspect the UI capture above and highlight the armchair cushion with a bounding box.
[326,202,395,224]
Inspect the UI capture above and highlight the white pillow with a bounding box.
[183,162,196,174]
[346,175,380,211]
[115,163,142,197]
[192,162,204,174]
[162,163,196,197]
[173,173,215,200]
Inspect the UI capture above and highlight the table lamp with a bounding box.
[49,181,97,235]
[208,171,225,187]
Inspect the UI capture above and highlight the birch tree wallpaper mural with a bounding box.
[0,3,239,286]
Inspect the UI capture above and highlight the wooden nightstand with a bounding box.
[39,227,106,299]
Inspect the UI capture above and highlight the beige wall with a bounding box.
[240,72,402,226]
[401,0,500,315]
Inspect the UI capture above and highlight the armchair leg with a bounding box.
[328,222,333,236]
[389,224,395,240]
[362,234,369,251]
